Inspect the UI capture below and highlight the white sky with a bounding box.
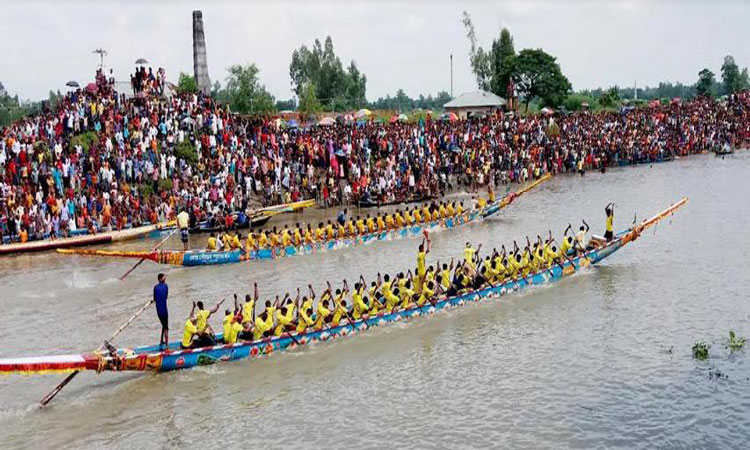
[1,0,749,102]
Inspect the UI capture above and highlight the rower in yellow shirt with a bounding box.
[274,301,295,336]
[314,286,332,328]
[415,236,430,292]
[326,221,335,240]
[356,217,366,235]
[194,300,223,335]
[457,202,465,215]
[446,202,455,217]
[245,233,257,252]
[404,208,413,225]
[329,283,349,326]
[230,233,242,250]
[395,211,405,228]
[422,205,431,222]
[181,315,199,349]
[253,310,274,340]
[304,225,315,244]
[281,226,292,247]
[269,227,280,247]
[385,213,395,229]
[350,278,369,319]
[346,219,356,236]
[296,300,315,333]
[293,224,303,245]
[439,203,447,219]
[464,242,480,271]
[258,230,269,249]
[376,214,386,232]
[315,223,326,241]
[413,208,422,224]
[366,215,376,233]
[237,284,258,326]
[206,232,218,251]
[416,280,436,307]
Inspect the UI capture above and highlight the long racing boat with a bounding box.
[57,175,551,266]
[0,197,687,376]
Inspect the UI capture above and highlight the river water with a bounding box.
[1,153,749,449]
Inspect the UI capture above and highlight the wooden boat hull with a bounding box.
[0,222,173,256]
[1,197,687,375]
[57,176,551,266]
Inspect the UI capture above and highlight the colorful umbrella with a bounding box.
[85,82,98,93]
[355,108,372,119]
[318,117,335,126]
[398,113,408,122]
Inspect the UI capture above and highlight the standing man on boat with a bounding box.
[177,208,190,251]
[604,203,615,242]
[153,273,169,349]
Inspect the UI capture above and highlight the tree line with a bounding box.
[461,11,750,113]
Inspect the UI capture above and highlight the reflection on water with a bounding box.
[1,153,750,449]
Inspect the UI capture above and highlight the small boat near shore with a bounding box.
[714,145,734,156]
[0,222,174,256]
[57,175,551,266]
[0,197,687,375]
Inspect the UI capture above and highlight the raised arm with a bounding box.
[582,220,589,232]
[253,282,259,302]
[210,299,225,314]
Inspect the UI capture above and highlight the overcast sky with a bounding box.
[2,0,749,102]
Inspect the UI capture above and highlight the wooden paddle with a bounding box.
[120,227,177,280]
[40,296,156,406]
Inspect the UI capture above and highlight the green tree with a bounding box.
[598,86,621,108]
[344,61,367,109]
[695,68,716,97]
[275,98,297,111]
[721,55,742,95]
[490,28,516,96]
[563,93,596,111]
[740,67,750,91]
[508,49,572,110]
[289,36,366,111]
[224,64,276,114]
[298,82,322,116]
[178,72,198,93]
[461,11,492,91]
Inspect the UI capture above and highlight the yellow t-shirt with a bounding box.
[226,321,243,344]
[417,252,426,277]
[195,310,210,333]
[181,320,197,347]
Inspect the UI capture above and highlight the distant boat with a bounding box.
[714,144,734,156]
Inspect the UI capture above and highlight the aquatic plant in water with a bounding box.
[692,341,709,360]
[728,330,745,352]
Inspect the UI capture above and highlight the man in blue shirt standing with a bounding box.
[153,273,169,349]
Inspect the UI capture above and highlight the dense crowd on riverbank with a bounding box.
[1,67,749,244]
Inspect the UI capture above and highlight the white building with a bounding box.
[443,91,507,119]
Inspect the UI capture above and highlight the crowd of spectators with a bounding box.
[1,67,748,244]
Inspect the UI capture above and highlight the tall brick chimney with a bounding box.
[192,10,211,95]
